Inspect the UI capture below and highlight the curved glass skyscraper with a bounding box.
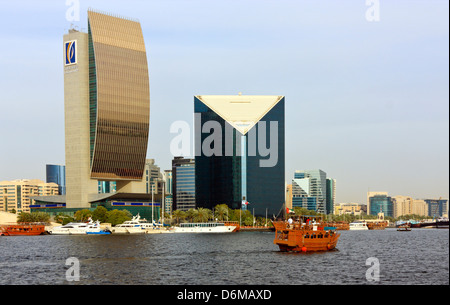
[87,10,150,180]
[64,10,150,208]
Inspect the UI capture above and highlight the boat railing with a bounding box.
[285,221,326,231]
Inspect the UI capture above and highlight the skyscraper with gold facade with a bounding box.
[64,10,150,208]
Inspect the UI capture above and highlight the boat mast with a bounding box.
[151,183,154,224]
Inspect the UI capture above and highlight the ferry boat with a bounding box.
[349,221,369,230]
[0,224,46,236]
[172,222,237,233]
[111,214,163,234]
[272,215,340,252]
[48,218,110,235]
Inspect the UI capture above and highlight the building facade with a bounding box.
[291,170,330,214]
[194,95,285,217]
[63,10,150,208]
[368,194,393,217]
[172,157,196,211]
[285,184,293,211]
[326,178,336,215]
[46,164,66,195]
[425,199,448,218]
[367,191,388,215]
[334,202,366,216]
[0,180,58,213]
[392,196,413,218]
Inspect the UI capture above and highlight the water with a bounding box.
[0,229,448,285]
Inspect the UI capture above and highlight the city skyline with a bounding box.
[0,0,448,205]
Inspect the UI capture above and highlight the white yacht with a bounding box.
[172,222,237,233]
[349,221,369,231]
[111,214,162,234]
[49,219,111,235]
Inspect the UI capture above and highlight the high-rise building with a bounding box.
[0,180,58,213]
[392,195,413,218]
[145,159,163,194]
[172,157,196,211]
[31,10,153,219]
[292,170,328,214]
[63,10,150,208]
[425,199,448,218]
[163,170,173,194]
[285,184,293,211]
[368,193,393,217]
[411,199,428,217]
[46,164,66,195]
[194,95,285,217]
[367,191,388,215]
[326,178,336,215]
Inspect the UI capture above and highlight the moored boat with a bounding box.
[349,221,369,230]
[111,214,169,234]
[0,223,46,236]
[49,218,111,235]
[367,221,388,230]
[397,224,411,231]
[323,221,349,230]
[172,222,237,233]
[272,215,340,252]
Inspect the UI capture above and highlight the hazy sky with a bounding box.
[0,0,448,205]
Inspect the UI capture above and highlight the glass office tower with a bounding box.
[87,10,150,181]
[63,10,150,208]
[46,164,66,195]
[292,170,328,214]
[172,157,196,211]
[194,95,285,217]
[369,194,393,217]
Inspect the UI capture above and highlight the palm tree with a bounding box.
[172,209,186,225]
[214,204,229,221]
[195,208,212,222]
[186,208,198,223]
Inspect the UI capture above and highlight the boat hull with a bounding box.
[172,225,236,233]
[110,227,148,234]
[349,227,368,231]
[273,221,340,253]
[86,231,111,235]
[1,224,46,236]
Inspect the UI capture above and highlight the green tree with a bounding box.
[74,209,92,222]
[195,208,212,222]
[92,206,108,223]
[54,213,74,225]
[172,209,186,224]
[214,204,229,221]
[17,212,50,223]
[240,210,254,226]
[107,209,132,226]
[186,208,198,223]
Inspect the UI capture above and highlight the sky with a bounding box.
[0,0,448,205]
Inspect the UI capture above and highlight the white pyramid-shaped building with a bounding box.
[195,95,284,135]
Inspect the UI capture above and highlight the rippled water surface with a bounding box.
[0,229,448,285]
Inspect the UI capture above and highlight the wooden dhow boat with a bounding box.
[273,215,340,252]
[1,223,46,236]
